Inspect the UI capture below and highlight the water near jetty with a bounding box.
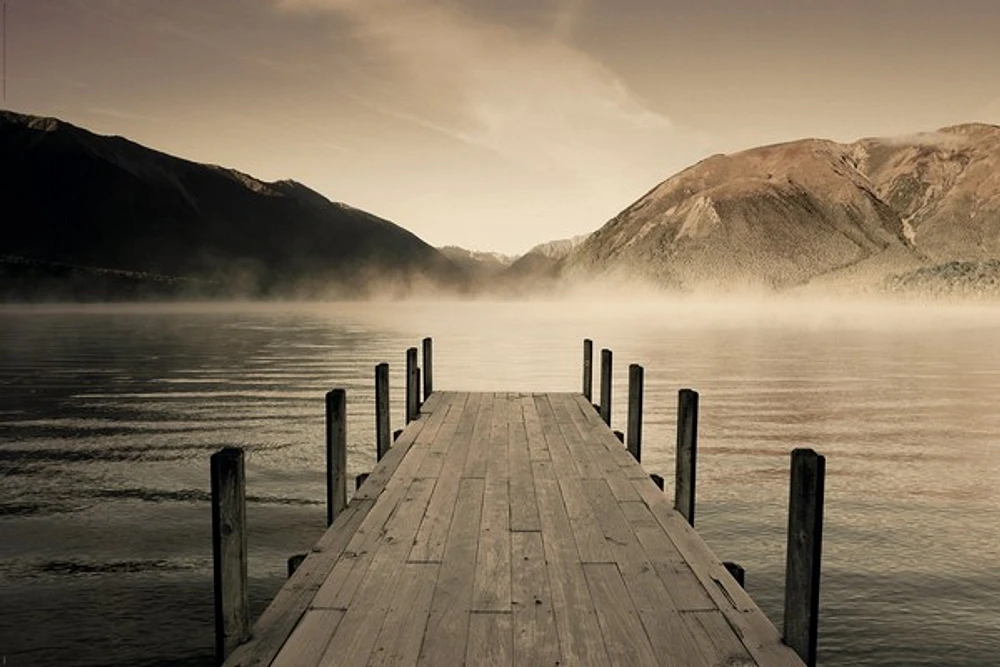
[0,299,997,667]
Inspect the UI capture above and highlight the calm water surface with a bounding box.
[0,299,998,666]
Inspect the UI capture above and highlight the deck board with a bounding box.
[230,391,805,667]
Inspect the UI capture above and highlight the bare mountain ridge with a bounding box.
[1,110,465,298]
[565,124,1000,291]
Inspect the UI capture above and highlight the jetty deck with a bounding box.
[223,390,805,667]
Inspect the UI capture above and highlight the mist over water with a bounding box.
[1,298,998,666]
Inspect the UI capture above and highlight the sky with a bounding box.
[5,0,1000,254]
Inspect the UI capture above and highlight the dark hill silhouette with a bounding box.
[1,110,465,298]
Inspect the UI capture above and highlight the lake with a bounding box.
[0,299,998,666]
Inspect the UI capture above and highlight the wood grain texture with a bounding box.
[229,391,804,667]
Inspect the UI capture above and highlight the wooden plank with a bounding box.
[532,459,609,666]
[311,402,452,610]
[409,393,481,563]
[485,393,510,481]
[549,393,603,479]
[414,393,467,479]
[510,532,559,667]
[535,394,582,478]
[582,563,659,666]
[581,480,708,664]
[466,613,513,667]
[313,477,438,667]
[559,477,613,563]
[632,482,804,666]
[507,399,540,532]
[680,610,757,667]
[463,392,496,478]
[618,501,716,612]
[417,478,485,666]
[569,394,650,478]
[222,498,374,667]
[472,475,511,612]
[559,394,642,501]
[270,609,344,667]
[521,394,551,462]
[367,563,439,667]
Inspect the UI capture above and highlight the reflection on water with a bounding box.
[0,299,998,666]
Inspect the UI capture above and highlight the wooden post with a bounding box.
[211,447,249,663]
[355,472,369,490]
[375,362,390,461]
[326,389,347,527]
[613,430,624,443]
[650,474,664,491]
[422,337,433,398]
[394,428,403,441]
[675,388,698,526]
[582,339,593,401]
[724,561,746,588]
[417,367,422,412]
[406,347,418,423]
[626,363,643,462]
[599,348,612,426]
[287,554,307,578]
[783,448,825,667]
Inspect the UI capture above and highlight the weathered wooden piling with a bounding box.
[326,389,347,527]
[627,363,644,462]
[287,554,306,578]
[211,447,249,664]
[724,561,746,588]
[393,428,403,441]
[613,429,624,442]
[422,337,433,398]
[784,448,826,667]
[599,348,612,425]
[582,338,593,401]
[406,347,419,423]
[675,388,699,526]
[355,473,369,490]
[650,473,664,490]
[375,362,391,461]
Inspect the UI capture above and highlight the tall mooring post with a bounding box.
[422,337,433,399]
[406,347,419,423]
[326,389,347,526]
[599,348,612,426]
[211,447,249,664]
[626,363,643,462]
[784,448,826,667]
[582,338,593,401]
[375,362,391,461]
[675,388,699,526]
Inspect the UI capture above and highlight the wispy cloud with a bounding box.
[86,106,162,123]
[274,0,697,195]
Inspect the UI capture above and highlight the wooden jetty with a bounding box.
[212,340,823,667]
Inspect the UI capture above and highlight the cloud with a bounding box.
[273,0,696,197]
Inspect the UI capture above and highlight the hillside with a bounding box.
[0,110,466,299]
[564,124,1000,292]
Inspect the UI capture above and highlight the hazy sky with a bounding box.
[7,0,1000,253]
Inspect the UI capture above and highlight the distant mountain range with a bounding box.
[564,123,1000,293]
[1,110,464,299]
[4,109,1000,299]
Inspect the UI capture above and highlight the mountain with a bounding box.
[437,246,516,286]
[856,124,1000,261]
[564,124,1000,292]
[0,110,465,299]
[495,234,588,293]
